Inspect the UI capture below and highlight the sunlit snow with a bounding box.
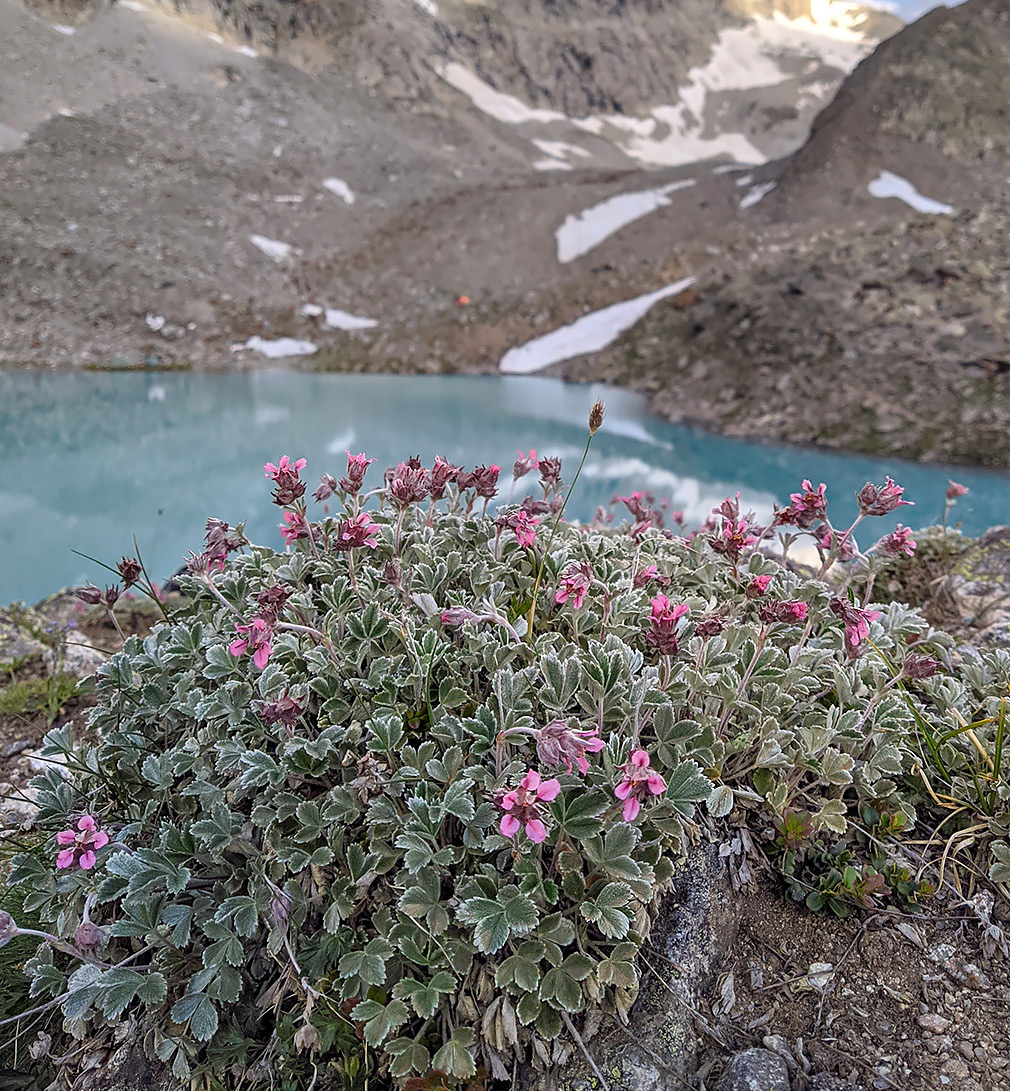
[249,235,293,261]
[234,45,259,58]
[499,277,696,375]
[322,178,356,205]
[411,0,439,14]
[868,171,954,215]
[556,179,697,264]
[51,24,75,35]
[302,304,378,331]
[145,314,166,331]
[230,336,317,358]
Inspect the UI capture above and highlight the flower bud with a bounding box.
[104,585,121,608]
[589,398,605,435]
[117,557,142,588]
[74,921,105,951]
[75,586,103,605]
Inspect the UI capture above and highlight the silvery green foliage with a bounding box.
[9,506,1007,1087]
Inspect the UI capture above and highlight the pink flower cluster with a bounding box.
[56,815,109,871]
[229,617,273,669]
[776,480,828,528]
[498,770,561,843]
[645,595,690,656]
[758,600,808,625]
[614,750,666,822]
[534,719,605,775]
[264,456,307,506]
[879,524,916,558]
[830,598,880,657]
[335,512,379,550]
[555,563,593,610]
[857,477,912,517]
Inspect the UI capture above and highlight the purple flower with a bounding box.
[759,600,808,625]
[946,480,969,501]
[513,449,538,480]
[645,596,690,656]
[903,653,941,680]
[390,459,431,509]
[430,456,462,500]
[746,575,773,599]
[264,456,307,506]
[533,719,605,775]
[710,518,758,563]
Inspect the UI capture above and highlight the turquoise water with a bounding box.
[2,370,1007,604]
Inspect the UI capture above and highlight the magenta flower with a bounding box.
[758,600,808,625]
[646,596,690,656]
[817,525,858,562]
[830,598,880,654]
[555,563,593,610]
[229,617,273,669]
[785,480,828,527]
[633,565,662,589]
[460,464,501,500]
[340,451,376,496]
[56,815,110,871]
[513,511,540,549]
[336,512,379,550]
[513,450,538,479]
[498,770,561,844]
[264,455,306,480]
[430,456,462,500]
[279,510,308,545]
[533,719,605,775]
[879,524,916,558]
[695,615,726,638]
[441,606,481,628]
[264,456,308,506]
[946,480,969,501]
[746,575,773,599]
[614,750,666,822]
[857,477,912,517]
[710,518,758,562]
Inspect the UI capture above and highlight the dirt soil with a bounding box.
[696,876,1010,1091]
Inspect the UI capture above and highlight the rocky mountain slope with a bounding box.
[770,0,1010,215]
[0,0,902,371]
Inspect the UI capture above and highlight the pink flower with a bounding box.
[498,770,562,843]
[710,518,758,562]
[430,456,462,500]
[817,525,858,562]
[646,597,690,656]
[857,477,912,517]
[264,456,308,506]
[279,510,308,545]
[459,464,501,500]
[340,451,376,496]
[746,575,773,599]
[514,511,540,549]
[533,719,605,775]
[614,750,666,822]
[229,617,273,669]
[946,480,969,501]
[758,600,808,625]
[830,598,880,655]
[264,456,306,480]
[336,512,379,550]
[441,606,481,627]
[513,450,538,479]
[555,563,593,609]
[55,815,110,871]
[879,524,916,558]
[633,565,664,589]
[785,480,828,527]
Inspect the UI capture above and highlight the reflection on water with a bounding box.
[2,370,1008,603]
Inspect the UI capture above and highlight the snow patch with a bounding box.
[740,181,777,210]
[234,44,259,58]
[410,0,438,14]
[51,23,76,35]
[302,303,378,330]
[249,235,293,262]
[438,16,869,170]
[207,32,224,44]
[118,1,149,10]
[499,277,696,375]
[556,179,697,264]
[145,314,166,332]
[868,171,954,215]
[533,159,573,172]
[230,336,317,358]
[322,178,356,205]
[273,194,304,204]
[436,63,568,126]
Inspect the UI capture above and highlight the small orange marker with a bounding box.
[455,295,471,306]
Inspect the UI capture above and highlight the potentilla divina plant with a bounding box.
[7,410,1010,1090]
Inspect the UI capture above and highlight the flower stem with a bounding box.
[526,432,595,642]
